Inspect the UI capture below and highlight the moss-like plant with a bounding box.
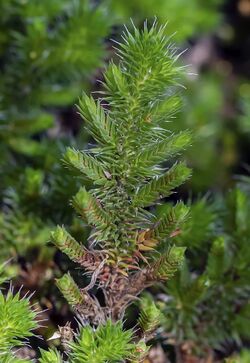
[48,22,191,361]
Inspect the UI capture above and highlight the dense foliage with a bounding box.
[0,1,249,362]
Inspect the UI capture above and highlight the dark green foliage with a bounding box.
[206,236,231,281]
[0,159,81,266]
[0,0,111,269]
[0,0,109,110]
[158,182,250,358]
[0,0,110,191]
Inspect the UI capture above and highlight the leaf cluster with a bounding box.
[158,182,250,356]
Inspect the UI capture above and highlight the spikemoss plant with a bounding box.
[48,22,191,361]
[51,22,191,320]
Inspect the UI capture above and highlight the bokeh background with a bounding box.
[0,0,250,362]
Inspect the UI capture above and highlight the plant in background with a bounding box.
[0,0,111,270]
[157,182,250,362]
[0,0,110,160]
[108,0,222,42]
[166,73,227,192]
